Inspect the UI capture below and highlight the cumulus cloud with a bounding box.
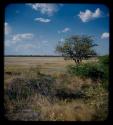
[5,22,11,35]
[58,27,70,34]
[62,27,70,32]
[35,17,51,23]
[27,3,58,16]
[12,33,34,43]
[78,8,102,22]
[101,32,109,39]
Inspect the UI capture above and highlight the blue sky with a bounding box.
[5,3,109,55]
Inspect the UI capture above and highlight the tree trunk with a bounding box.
[74,59,80,65]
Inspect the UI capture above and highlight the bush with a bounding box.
[7,78,32,100]
[98,55,109,66]
[81,84,108,120]
[98,55,109,89]
[7,75,56,100]
[67,61,109,90]
[67,63,105,81]
[27,75,56,97]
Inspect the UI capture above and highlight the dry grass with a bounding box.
[5,57,98,74]
[4,92,95,121]
[4,57,108,121]
[40,100,95,121]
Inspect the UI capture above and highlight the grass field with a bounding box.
[4,57,98,74]
[5,57,74,74]
[4,57,108,121]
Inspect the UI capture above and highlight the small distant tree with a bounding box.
[56,35,97,64]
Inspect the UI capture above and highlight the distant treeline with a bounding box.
[5,55,62,57]
[5,55,98,57]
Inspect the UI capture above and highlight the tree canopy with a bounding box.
[56,35,98,64]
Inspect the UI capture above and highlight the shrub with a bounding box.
[98,55,109,66]
[7,78,32,100]
[98,55,109,89]
[7,75,56,100]
[55,87,84,100]
[98,55,109,80]
[81,84,108,120]
[67,63,105,82]
[27,75,56,97]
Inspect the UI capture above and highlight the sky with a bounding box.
[5,3,109,55]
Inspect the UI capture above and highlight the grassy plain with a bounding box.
[4,57,98,74]
[4,57,108,121]
[5,57,74,74]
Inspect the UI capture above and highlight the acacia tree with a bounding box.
[56,35,97,64]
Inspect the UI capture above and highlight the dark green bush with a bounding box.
[27,75,56,97]
[67,55,109,89]
[98,55,109,79]
[7,78,32,100]
[98,55,109,89]
[67,63,105,81]
[7,75,56,100]
[98,55,109,66]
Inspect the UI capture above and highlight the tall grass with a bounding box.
[4,58,108,121]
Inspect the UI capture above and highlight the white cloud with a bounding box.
[16,44,36,52]
[5,22,11,35]
[62,27,70,33]
[12,33,34,43]
[101,32,109,39]
[58,27,70,34]
[78,8,102,22]
[27,3,58,16]
[35,17,51,23]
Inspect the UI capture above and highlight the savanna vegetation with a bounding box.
[56,35,97,64]
[4,35,109,121]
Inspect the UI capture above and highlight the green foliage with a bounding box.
[98,55,109,78]
[67,63,105,81]
[98,55,109,89]
[67,57,109,90]
[98,55,109,66]
[56,35,97,64]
